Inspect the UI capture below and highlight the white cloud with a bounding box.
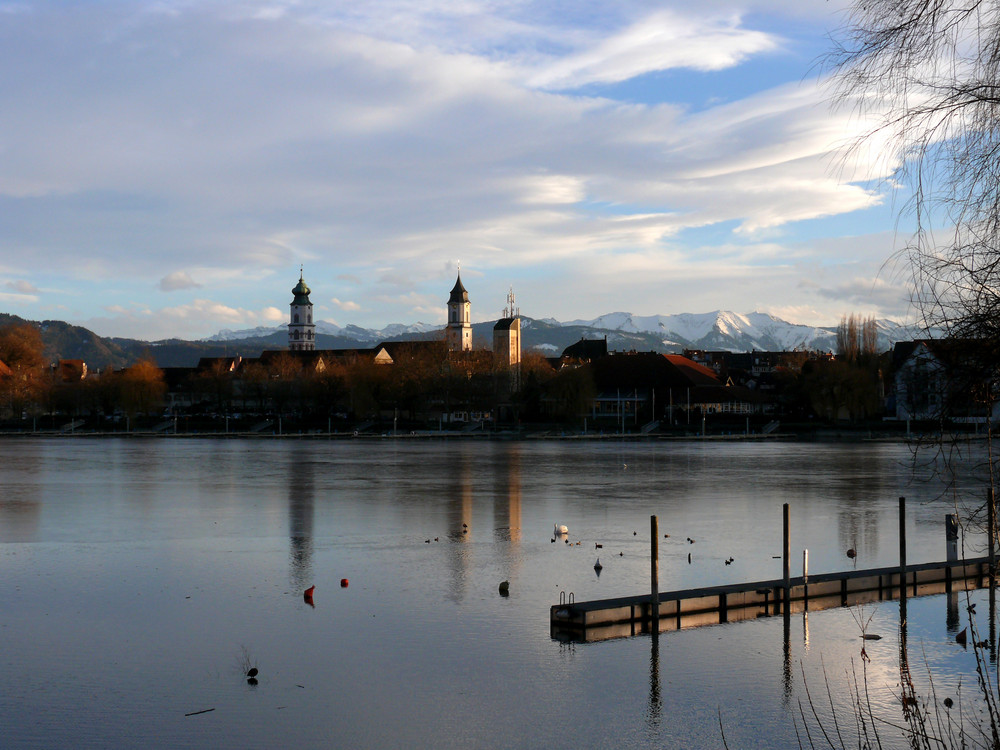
[528,11,779,90]
[331,298,361,311]
[0,0,913,338]
[158,271,201,292]
[4,279,38,295]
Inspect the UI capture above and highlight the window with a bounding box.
[294,314,299,323]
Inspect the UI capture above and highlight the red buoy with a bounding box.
[340,578,349,588]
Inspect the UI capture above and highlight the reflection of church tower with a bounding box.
[288,457,315,591]
[446,272,472,352]
[493,288,521,392]
[288,268,316,351]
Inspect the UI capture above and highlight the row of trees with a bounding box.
[0,319,914,431]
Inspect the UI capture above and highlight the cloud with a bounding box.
[261,306,285,322]
[528,11,779,90]
[813,276,912,313]
[4,279,38,294]
[158,271,202,292]
[331,298,361,311]
[0,0,910,338]
[82,298,286,340]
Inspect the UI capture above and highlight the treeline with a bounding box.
[0,320,895,431]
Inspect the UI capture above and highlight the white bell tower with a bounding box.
[446,270,472,352]
[288,267,316,351]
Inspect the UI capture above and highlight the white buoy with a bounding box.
[554,524,568,536]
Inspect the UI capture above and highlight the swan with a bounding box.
[554,524,568,536]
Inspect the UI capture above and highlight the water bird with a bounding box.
[554,524,568,536]
[664,534,669,538]
[595,543,603,549]
[944,697,954,709]
[247,667,259,678]
[424,539,430,543]
[976,639,990,649]
[434,537,439,542]
[633,531,637,536]
[846,548,857,559]
[725,557,734,565]
[968,603,977,613]
[498,580,510,596]
[687,538,695,544]
[594,558,602,572]
[619,552,623,556]
[551,538,555,543]
[957,627,968,646]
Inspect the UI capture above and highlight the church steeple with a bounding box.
[446,271,472,352]
[288,267,316,351]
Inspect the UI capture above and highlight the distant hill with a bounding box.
[0,310,920,369]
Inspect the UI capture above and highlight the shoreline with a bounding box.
[0,428,979,443]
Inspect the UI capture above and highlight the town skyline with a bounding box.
[0,1,915,341]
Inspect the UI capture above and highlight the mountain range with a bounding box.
[1,310,919,370]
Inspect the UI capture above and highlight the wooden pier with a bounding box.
[551,557,993,643]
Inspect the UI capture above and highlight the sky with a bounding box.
[0,0,918,340]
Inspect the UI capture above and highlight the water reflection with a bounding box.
[288,459,315,592]
[647,632,661,730]
[494,445,523,590]
[444,454,475,603]
[0,452,41,542]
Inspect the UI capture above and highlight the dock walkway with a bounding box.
[551,557,992,643]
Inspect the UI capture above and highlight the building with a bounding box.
[288,268,316,351]
[492,288,521,392]
[446,272,472,352]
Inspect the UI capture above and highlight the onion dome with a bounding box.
[291,271,312,305]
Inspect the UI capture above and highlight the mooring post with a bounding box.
[946,514,959,564]
[899,496,907,621]
[783,503,790,614]
[803,549,809,610]
[989,488,996,576]
[650,515,659,630]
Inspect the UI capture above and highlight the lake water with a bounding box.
[1,437,996,748]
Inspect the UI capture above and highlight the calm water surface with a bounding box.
[0,438,995,748]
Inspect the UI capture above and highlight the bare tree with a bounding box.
[829,0,1000,340]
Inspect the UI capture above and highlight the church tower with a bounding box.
[493,288,521,392]
[446,271,472,352]
[288,268,316,351]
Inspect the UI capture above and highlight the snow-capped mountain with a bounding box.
[205,311,919,354]
[204,320,439,343]
[563,311,835,351]
[561,311,916,352]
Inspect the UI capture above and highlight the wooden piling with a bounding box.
[650,515,659,631]
[946,514,958,565]
[989,488,996,576]
[899,496,907,622]
[783,503,790,613]
[803,549,809,609]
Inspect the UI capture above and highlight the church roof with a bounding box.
[448,274,469,305]
[291,271,312,306]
